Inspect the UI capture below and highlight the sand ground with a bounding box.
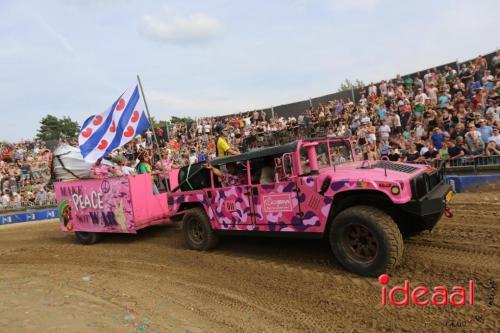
[0,192,499,332]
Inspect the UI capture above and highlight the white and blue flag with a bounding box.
[78,82,150,162]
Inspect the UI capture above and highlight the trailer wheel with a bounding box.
[329,206,403,277]
[182,207,218,250]
[75,231,102,245]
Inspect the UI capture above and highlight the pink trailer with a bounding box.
[54,174,171,244]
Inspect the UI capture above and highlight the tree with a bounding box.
[148,116,168,129]
[59,116,80,139]
[170,116,194,124]
[36,115,80,141]
[337,79,365,92]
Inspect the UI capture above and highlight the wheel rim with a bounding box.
[187,218,204,245]
[341,223,378,263]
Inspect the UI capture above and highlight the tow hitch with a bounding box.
[444,206,453,218]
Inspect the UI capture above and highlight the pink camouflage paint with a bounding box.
[168,138,435,234]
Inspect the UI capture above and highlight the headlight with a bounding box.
[391,186,400,195]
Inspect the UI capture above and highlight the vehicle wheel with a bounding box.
[182,207,219,250]
[329,206,403,277]
[75,231,102,245]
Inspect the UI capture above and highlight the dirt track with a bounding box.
[0,192,499,332]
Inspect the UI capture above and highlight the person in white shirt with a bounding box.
[368,83,377,96]
[379,80,388,96]
[485,101,499,122]
[427,83,438,104]
[12,192,21,208]
[489,127,500,146]
[204,123,211,135]
[189,150,198,165]
[2,191,11,208]
[379,121,391,140]
[415,88,428,106]
[145,129,153,146]
[359,95,367,106]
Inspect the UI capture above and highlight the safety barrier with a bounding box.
[0,208,59,225]
[445,174,500,192]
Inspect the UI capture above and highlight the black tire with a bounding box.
[329,206,403,277]
[182,207,219,250]
[75,231,102,245]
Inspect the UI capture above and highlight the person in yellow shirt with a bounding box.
[215,125,239,157]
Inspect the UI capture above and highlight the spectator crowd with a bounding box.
[2,52,500,209]
[132,52,500,170]
[0,140,55,211]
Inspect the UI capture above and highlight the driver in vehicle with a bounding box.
[206,162,246,187]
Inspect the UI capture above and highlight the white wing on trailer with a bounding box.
[52,144,93,180]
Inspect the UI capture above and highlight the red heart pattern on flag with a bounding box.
[92,115,103,126]
[124,126,135,137]
[116,98,125,111]
[81,127,93,138]
[98,139,108,150]
[131,110,140,123]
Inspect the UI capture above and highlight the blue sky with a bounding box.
[1,0,498,142]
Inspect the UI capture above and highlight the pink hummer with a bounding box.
[170,138,453,276]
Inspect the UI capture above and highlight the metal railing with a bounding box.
[446,155,500,174]
[407,155,500,174]
[0,199,57,213]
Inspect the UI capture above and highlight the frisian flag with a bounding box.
[79,82,150,162]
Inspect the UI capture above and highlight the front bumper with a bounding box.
[399,181,453,230]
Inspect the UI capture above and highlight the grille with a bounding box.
[370,161,419,174]
[411,171,443,199]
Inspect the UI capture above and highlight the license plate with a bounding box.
[446,191,453,203]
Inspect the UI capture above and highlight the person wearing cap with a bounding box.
[214,125,239,157]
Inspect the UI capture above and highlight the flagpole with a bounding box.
[137,74,170,191]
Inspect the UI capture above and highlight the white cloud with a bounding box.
[138,9,222,44]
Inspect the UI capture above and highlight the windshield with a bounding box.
[300,140,353,172]
[329,140,353,165]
